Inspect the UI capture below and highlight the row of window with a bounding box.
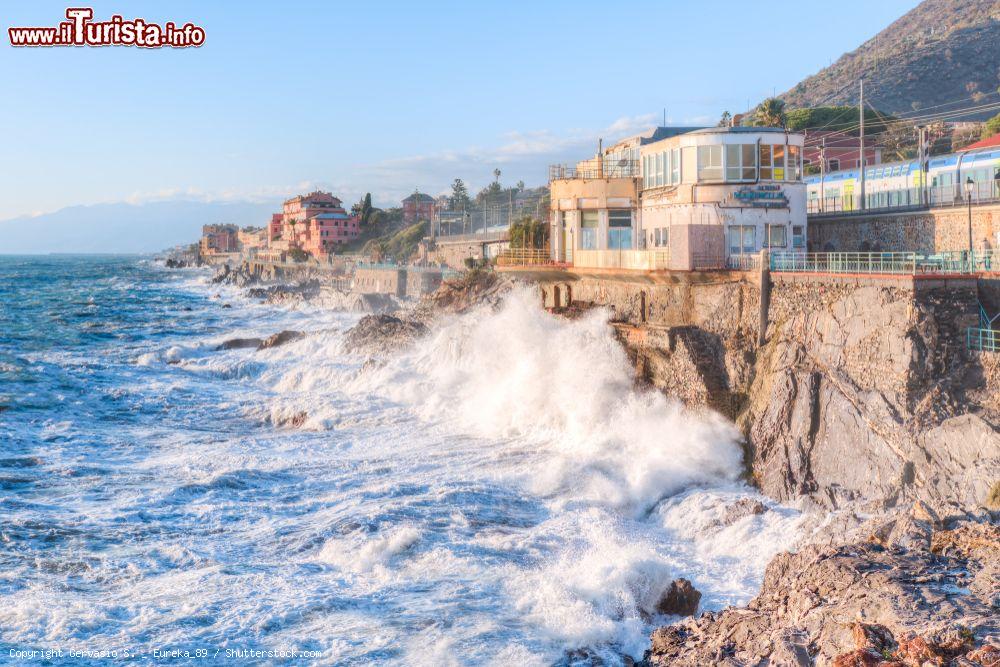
[696,144,802,183]
[642,148,682,189]
[727,224,805,254]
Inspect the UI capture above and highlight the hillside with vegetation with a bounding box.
[780,0,1000,119]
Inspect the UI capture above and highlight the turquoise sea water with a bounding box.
[0,256,803,665]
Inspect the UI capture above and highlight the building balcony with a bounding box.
[549,159,639,181]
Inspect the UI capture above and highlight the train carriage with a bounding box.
[807,144,1000,213]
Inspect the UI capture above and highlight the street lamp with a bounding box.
[965,176,974,257]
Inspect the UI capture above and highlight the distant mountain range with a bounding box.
[781,0,1000,118]
[0,200,280,254]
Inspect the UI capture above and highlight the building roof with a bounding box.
[403,192,436,203]
[959,133,1000,152]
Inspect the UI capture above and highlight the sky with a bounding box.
[0,0,923,223]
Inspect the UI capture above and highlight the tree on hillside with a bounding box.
[718,111,732,127]
[476,181,504,204]
[982,112,1000,140]
[450,178,471,211]
[751,98,787,128]
[785,106,894,135]
[352,193,375,225]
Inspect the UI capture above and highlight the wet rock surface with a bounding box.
[342,314,428,356]
[642,518,1000,666]
[257,330,305,350]
[655,579,702,617]
[215,337,263,351]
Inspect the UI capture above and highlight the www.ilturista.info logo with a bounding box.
[8,8,205,48]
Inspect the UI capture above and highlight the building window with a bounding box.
[772,145,786,180]
[697,145,723,181]
[760,145,787,180]
[765,224,787,248]
[725,144,757,182]
[787,145,801,181]
[608,210,632,249]
[653,227,669,247]
[728,225,756,255]
[793,225,805,248]
[828,158,840,171]
[580,211,598,250]
[671,148,680,184]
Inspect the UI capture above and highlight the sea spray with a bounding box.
[343,287,745,512]
[1,258,804,666]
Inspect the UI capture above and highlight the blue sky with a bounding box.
[0,0,921,221]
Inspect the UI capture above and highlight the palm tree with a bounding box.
[753,98,787,128]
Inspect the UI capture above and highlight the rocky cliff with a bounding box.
[343,269,1000,665]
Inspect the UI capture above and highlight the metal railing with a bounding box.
[573,249,670,271]
[770,251,996,275]
[691,253,728,270]
[495,248,556,267]
[726,254,762,271]
[549,159,640,181]
[967,328,999,352]
[808,181,1000,215]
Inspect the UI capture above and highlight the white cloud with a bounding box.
[5,114,668,218]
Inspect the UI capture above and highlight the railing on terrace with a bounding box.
[808,181,1000,215]
[354,262,460,279]
[726,255,762,271]
[967,328,999,353]
[691,253,727,271]
[770,251,998,275]
[549,160,639,180]
[573,249,670,271]
[495,248,556,267]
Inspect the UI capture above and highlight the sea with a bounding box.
[0,255,806,665]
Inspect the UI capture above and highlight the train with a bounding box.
[805,141,1000,214]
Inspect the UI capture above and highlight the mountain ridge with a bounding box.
[781,0,1000,118]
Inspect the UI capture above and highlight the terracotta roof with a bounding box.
[959,133,1000,152]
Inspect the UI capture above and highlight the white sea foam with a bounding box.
[3,262,805,666]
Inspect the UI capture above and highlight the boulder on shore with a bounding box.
[343,314,428,356]
[257,330,305,350]
[656,579,702,617]
[215,337,263,351]
[642,520,1000,666]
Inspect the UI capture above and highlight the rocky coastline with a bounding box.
[332,269,999,666]
[194,260,1000,665]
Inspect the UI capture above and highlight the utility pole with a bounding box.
[820,137,826,213]
[917,126,926,207]
[859,78,866,211]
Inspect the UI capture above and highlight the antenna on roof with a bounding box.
[663,108,666,126]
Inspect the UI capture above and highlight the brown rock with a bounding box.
[831,649,891,667]
[966,645,1000,667]
[851,623,896,654]
[216,337,263,351]
[257,330,305,350]
[721,498,767,526]
[655,578,701,617]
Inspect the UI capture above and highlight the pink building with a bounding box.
[268,214,283,242]
[200,224,239,255]
[803,132,882,173]
[271,191,360,260]
[402,191,436,224]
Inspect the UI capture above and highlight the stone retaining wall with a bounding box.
[808,204,1000,253]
